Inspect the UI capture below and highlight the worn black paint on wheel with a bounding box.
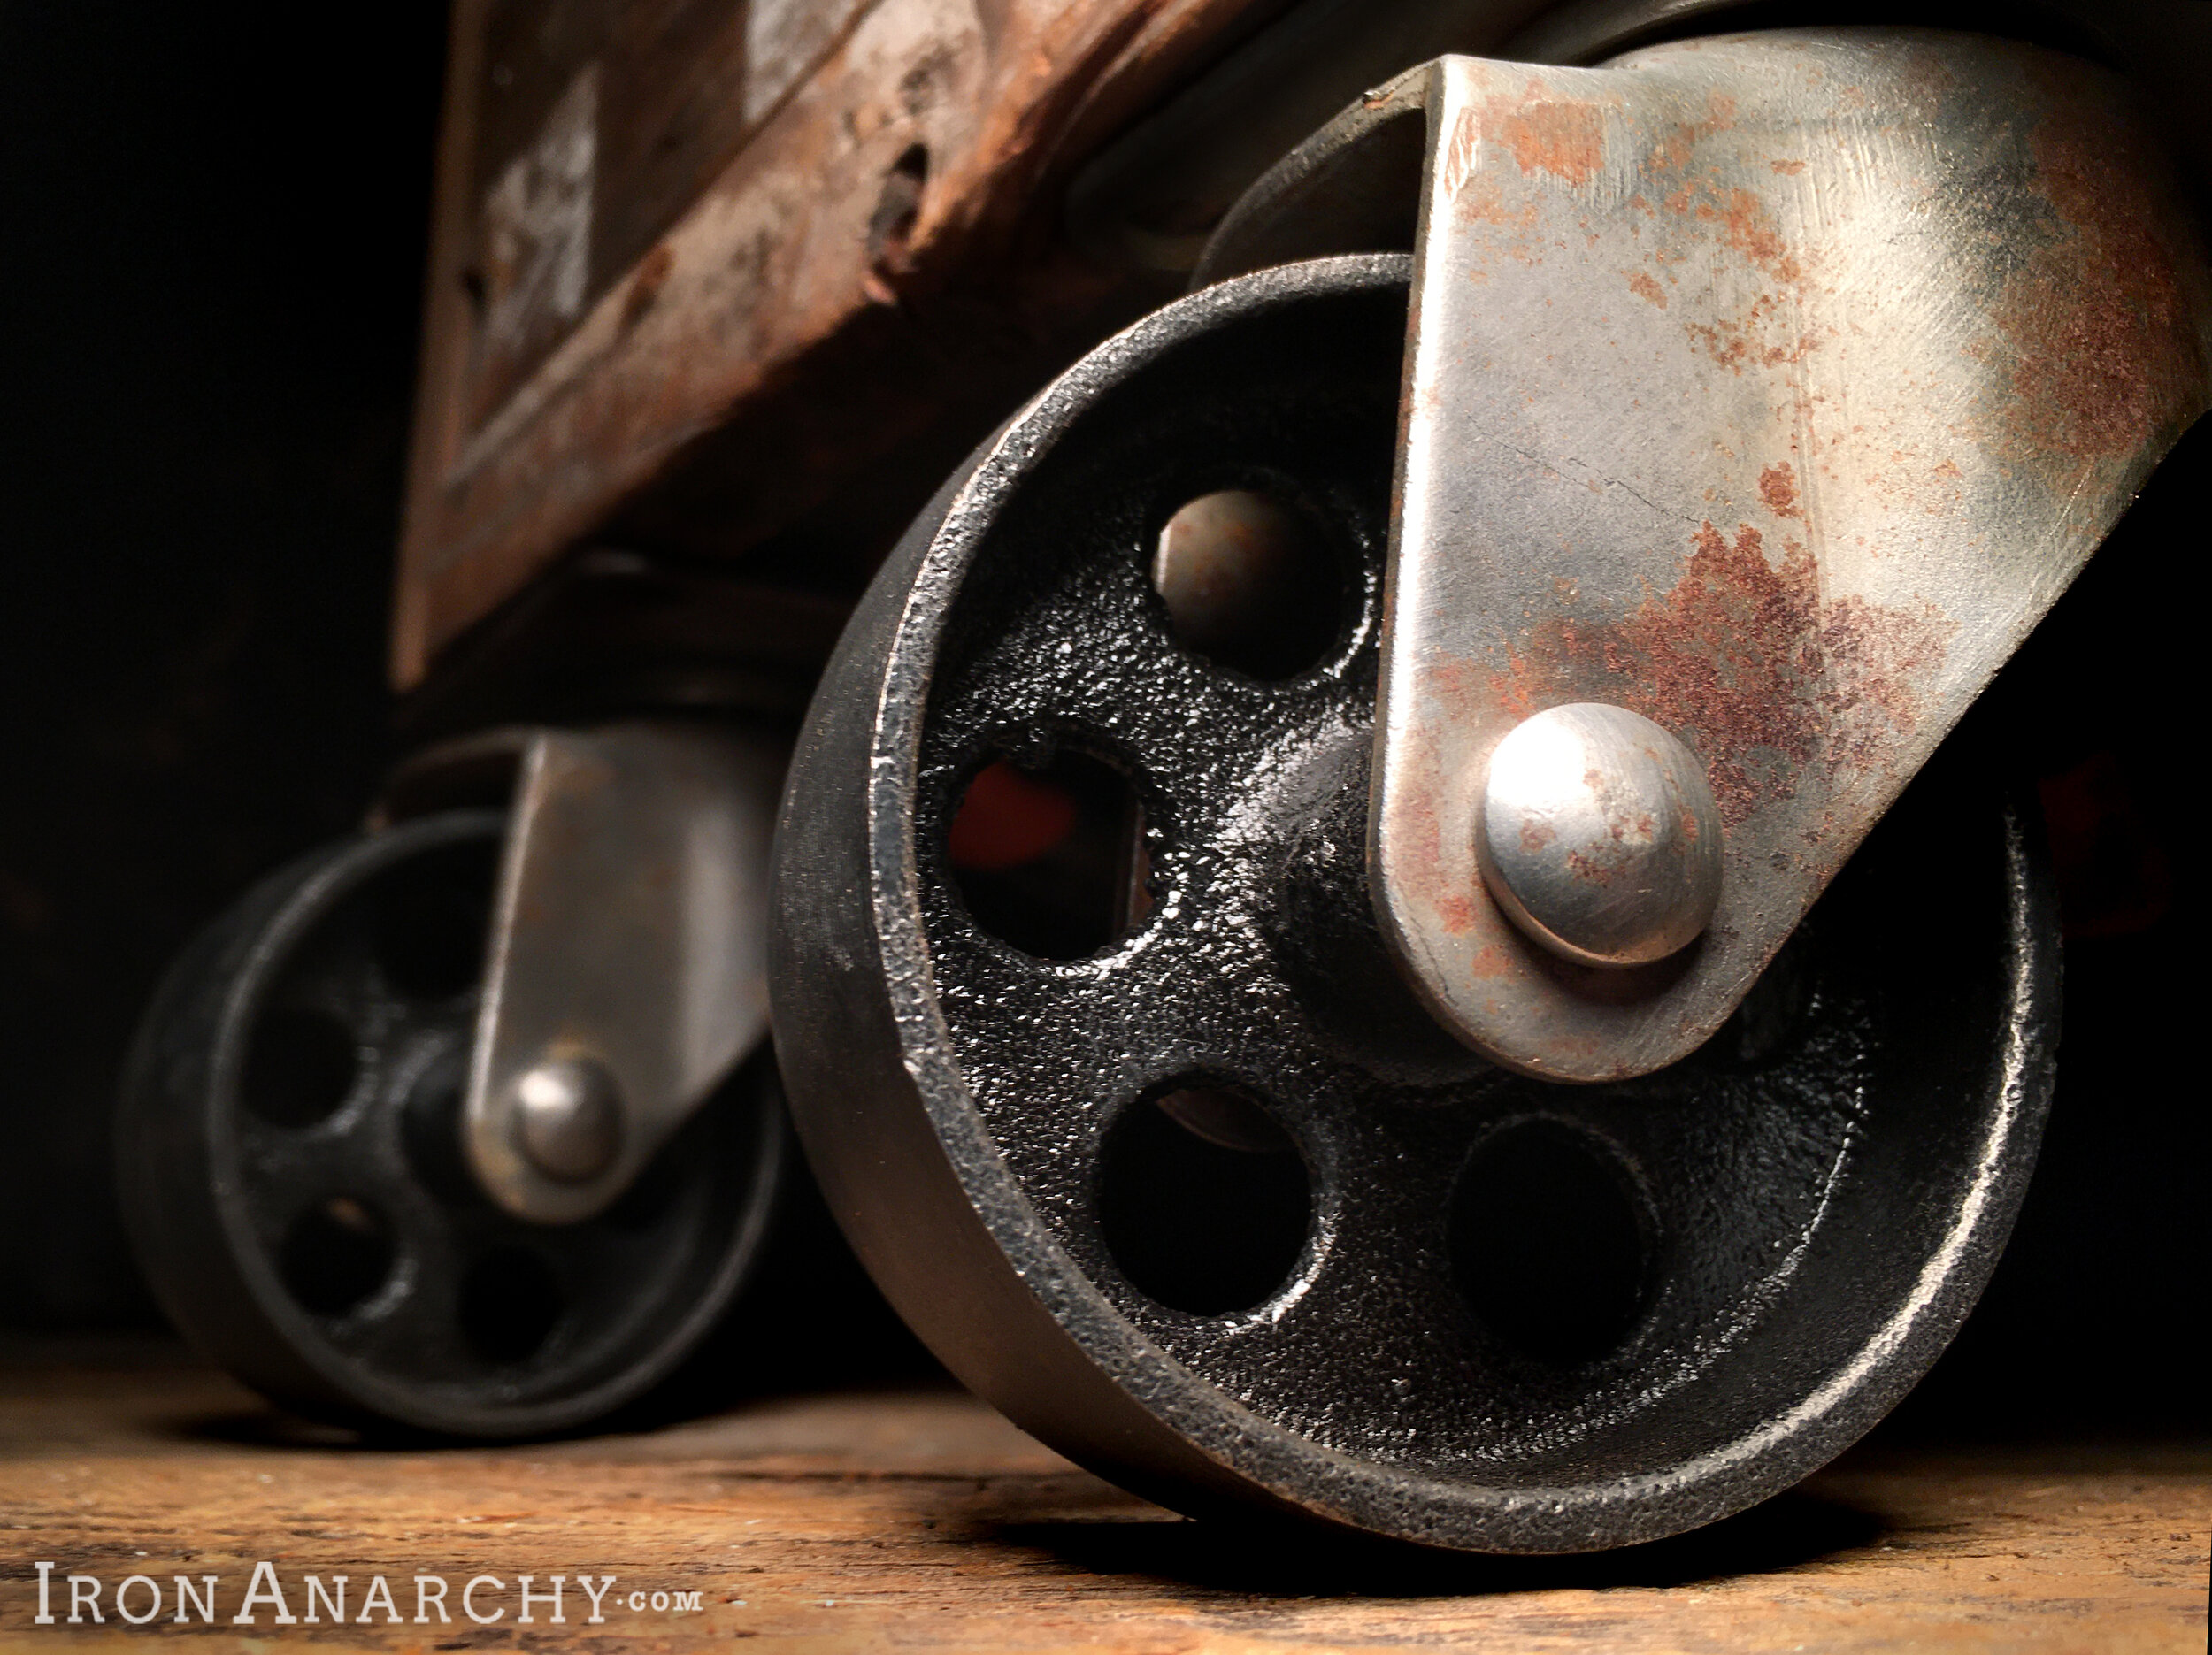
[118,810,784,1437]
[769,256,2062,1552]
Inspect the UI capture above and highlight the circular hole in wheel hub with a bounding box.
[1450,1119,1651,1365]
[278,1195,396,1317]
[947,748,1148,960]
[1151,488,1342,679]
[1099,1083,1312,1315]
[242,1007,360,1127]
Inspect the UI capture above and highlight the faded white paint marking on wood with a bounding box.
[745,0,872,125]
[482,62,599,350]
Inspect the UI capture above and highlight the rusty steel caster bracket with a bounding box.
[1202,29,2212,1080]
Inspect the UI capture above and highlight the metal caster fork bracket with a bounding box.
[1202,28,2210,1078]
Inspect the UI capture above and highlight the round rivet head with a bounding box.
[512,1056,624,1184]
[1476,703,1723,968]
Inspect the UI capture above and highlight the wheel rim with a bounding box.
[771,255,2061,1551]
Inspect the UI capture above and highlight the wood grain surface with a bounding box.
[394,0,1284,686]
[1,1349,2204,1652]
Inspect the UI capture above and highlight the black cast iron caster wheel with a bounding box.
[118,809,785,1438]
[771,255,2062,1554]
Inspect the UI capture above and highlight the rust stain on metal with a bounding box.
[1643,92,1803,293]
[1676,280,1819,376]
[1663,177,1803,287]
[1486,83,1607,186]
[1646,91,1737,173]
[1455,171,1542,242]
[1469,942,1517,977]
[1443,81,1609,217]
[1441,108,1485,201]
[1985,82,2207,467]
[1402,650,1482,937]
[1588,521,1818,825]
[1717,189,1800,283]
[1758,461,1801,517]
[1684,318,1750,374]
[1563,850,1613,885]
[1681,305,1817,375]
[1494,521,1951,828]
[1625,270,1668,309]
[1563,810,1655,885]
[1432,892,1479,936]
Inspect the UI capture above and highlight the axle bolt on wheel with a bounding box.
[1476,703,1724,969]
[512,1055,625,1183]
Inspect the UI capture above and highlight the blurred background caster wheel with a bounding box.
[117,808,785,1438]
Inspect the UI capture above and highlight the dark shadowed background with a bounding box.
[0,1,2198,1439]
[0,4,449,1323]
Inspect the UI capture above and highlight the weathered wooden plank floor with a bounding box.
[1,1349,2204,1652]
